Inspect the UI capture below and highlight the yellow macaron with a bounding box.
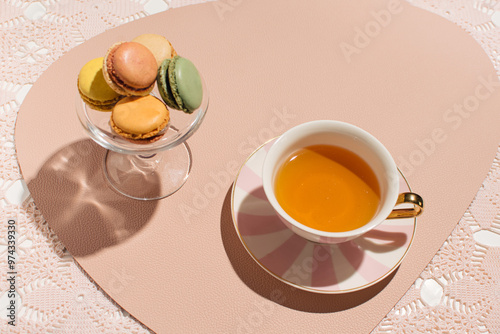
[78,57,121,111]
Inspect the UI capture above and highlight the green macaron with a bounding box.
[157,56,202,114]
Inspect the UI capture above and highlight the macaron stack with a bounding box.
[77,33,203,143]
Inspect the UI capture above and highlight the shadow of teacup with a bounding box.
[27,139,159,257]
[357,229,408,253]
[221,185,399,313]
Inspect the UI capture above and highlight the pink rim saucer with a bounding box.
[230,138,417,294]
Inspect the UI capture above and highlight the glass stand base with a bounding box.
[104,143,191,200]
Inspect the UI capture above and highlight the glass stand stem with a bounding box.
[104,143,191,200]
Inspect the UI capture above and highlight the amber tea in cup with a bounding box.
[274,144,381,232]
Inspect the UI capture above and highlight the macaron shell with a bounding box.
[173,57,202,113]
[132,34,175,67]
[78,57,121,109]
[157,58,181,110]
[112,95,169,138]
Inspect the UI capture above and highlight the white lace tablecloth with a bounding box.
[1,0,500,333]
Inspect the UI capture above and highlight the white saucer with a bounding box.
[231,139,416,294]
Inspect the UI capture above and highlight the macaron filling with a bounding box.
[78,88,119,110]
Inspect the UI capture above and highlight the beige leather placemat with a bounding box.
[15,0,500,332]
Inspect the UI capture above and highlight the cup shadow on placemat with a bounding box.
[26,139,159,257]
[220,186,399,313]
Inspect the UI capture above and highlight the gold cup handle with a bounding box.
[387,192,424,219]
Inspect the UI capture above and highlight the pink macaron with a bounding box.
[103,41,157,96]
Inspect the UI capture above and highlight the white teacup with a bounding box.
[262,120,423,244]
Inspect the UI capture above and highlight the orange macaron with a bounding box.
[110,95,170,143]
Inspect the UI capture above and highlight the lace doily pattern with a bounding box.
[0,0,499,333]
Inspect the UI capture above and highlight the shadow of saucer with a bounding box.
[27,139,159,257]
[221,185,398,313]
